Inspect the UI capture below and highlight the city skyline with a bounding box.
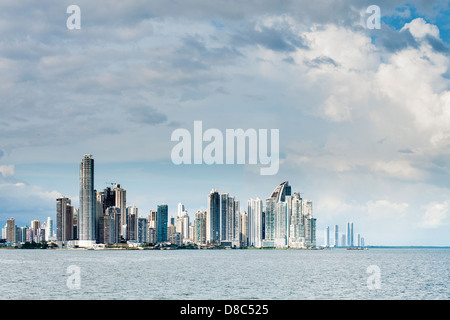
[0,1,449,246]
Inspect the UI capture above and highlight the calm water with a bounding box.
[0,248,449,300]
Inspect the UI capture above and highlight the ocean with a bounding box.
[0,248,448,300]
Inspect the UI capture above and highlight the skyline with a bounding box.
[0,1,450,246]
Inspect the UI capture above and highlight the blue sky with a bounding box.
[0,0,449,245]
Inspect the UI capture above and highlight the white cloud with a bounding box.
[420,201,448,228]
[401,18,440,39]
[0,165,14,177]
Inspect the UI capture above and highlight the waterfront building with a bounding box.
[240,211,248,247]
[6,218,16,244]
[324,226,330,247]
[206,189,220,244]
[56,197,74,242]
[79,154,96,246]
[114,184,127,240]
[156,204,168,243]
[247,198,263,248]
[194,210,207,245]
[137,217,148,244]
[334,225,339,247]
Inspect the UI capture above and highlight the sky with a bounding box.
[0,0,449,246]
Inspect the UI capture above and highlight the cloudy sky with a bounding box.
[0,0,449,246]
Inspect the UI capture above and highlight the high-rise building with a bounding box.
[247,198,263,248]
[182,211,190,241]
[98,214,114,245]
[334,225,339,247]
[137,217,148,244]
[206,189,220,244]
[324,226,330,247]
[56,197,74,242]
[221,194,240,246]
[194,210,207,245]
[240,211,248,247]
[347,222,354,247]
[46,217,54,241]
[79,154,96,246]
[156,204,168,243]
[114,184,126,240]
[177,203,185,217]
[31,220,40,231]
[263,198,276,247]
[148,210,157,228]
[6,218,16,244]
[127,205,138,241]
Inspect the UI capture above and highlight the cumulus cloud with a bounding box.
[420,201,448,228]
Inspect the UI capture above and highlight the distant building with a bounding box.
[114,184,127,240]
[156,204,168,243]
[248,198,263,248]
[194,210,207,245]
[56,197,74,242]
[324,226,330,247]
[137,217,148,244]
[79,154,96,246]
[207,189,220,244]
[334,225,339,247]
[169,232,182,246]
[240,211,248,247]
[6,218,16,244]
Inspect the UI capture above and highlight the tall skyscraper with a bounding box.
[127,204,138,241]
[156,204,168,243]
[46,217,53,241]
[324,226,330,247]
[177,203,185,217]
[194,210,207,245]
[56,197,74,242]
[114,184,126,240]
[240,211,248,247]
[221,194,240,246]
[137,217,148,244]
[247,198,263,248]
[334,225,339,247]
[6,218,16,244]
[79,154,96,246]
[347,222,354,247]
[206,189,220,244]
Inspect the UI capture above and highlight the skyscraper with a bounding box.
[247,198,263,248]
[347,222,354,247]
[240,211,248,247]
[46,217,54,241]
[221,193,240,246]
[206,189,220,244]
[56,197,73,242]
[194,210,207,245]
[334,225,339,247]
[6,218,16,244]
[79,154,96,246]
[156,204,168,243]
[324,226,330,247]
[127,205,138,241]
[137,217,148,244]
[114,184,126,240]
